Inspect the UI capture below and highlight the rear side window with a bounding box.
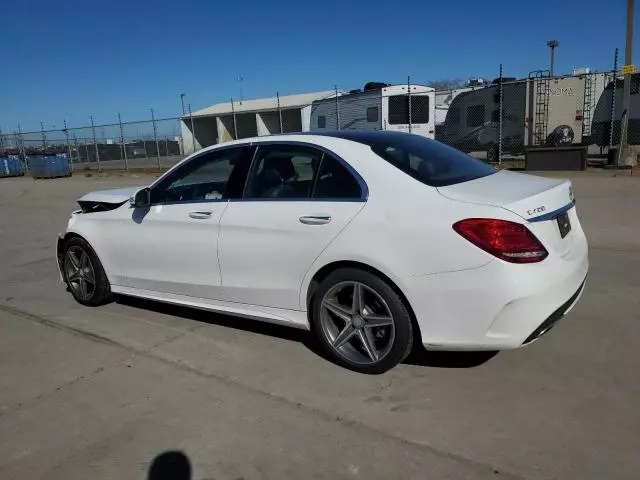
[366,134,495,187]
[312,155,362,199]
[388,95,430,124]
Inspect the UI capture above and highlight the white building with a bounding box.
[181,90,338,154]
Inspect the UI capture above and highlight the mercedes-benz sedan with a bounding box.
[57,131,588,373]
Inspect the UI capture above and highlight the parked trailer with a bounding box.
[309,84,436,138]
[590,73,640,146]
[0,155,24,178]
[27,154,72,179]
[435,75,594,161]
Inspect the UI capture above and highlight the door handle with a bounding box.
[299,215,331,225]
[189,210,213,219]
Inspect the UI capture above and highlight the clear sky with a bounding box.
[0,0,636,134]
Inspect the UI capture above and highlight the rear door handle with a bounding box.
[299,215,331,225]
[189,210,213,219]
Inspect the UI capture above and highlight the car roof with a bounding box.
[295,130,418,145]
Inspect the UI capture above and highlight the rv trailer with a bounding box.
[435,74,597,161]
[590,73,640,146]
[309,83,436,138]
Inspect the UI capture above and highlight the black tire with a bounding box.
[62,237,113,306]
[486,143,499,163]
[310,268,414,374]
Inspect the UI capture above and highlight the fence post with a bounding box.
[17,125,27,172]
[63,120,73,171]
[90,115,101,171]
[335,85,340,130]
[118,112,128,171]
[151,108,161,169]
[407,76,412,133]
[72,135,79,164]
[277,92,283,133]
[40,122,47,152]
[231,97,238,140]
[609,47,619,148]
[189,104,196,153]
[498,64,504,165]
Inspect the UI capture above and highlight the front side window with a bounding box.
[244,145,322,199]
[150,147,249,204]
[467,105,485,127]
[388,95,430,124]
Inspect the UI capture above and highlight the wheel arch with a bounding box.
[58,231,106,277]
[305,260,422,343]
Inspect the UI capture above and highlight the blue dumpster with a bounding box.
[0,155,25,178]
[27,154,72,179]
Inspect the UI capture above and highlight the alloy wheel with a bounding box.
[319,281,396,365]
[64,246,96,301]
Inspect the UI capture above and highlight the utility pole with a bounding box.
[619,0,636,166]
[547,40,559,77]
[180,94,186,116]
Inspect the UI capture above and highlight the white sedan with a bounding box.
[57,131,588,373]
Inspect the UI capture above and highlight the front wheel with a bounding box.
[311,268,414,374]
[62,237,113,306]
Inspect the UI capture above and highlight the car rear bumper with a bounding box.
[397,230,589,351]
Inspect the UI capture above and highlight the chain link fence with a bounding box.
[0,114,184,172]
[1,63,637,173]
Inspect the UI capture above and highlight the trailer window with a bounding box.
[388,95,430,124]
[318,116,326,128]
[467,105,485,127]
[367,107,379,122]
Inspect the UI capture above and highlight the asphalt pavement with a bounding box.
[0,170,638,479]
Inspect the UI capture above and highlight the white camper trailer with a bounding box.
[309,83,436,138]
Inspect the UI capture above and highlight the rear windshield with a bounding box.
[366,134,495,187]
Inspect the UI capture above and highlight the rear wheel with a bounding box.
[311,268,413,374]
[63,237,112,306]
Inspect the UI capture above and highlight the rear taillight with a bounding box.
[453,218,548,263]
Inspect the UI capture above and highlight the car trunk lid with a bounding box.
[437,170,573,221]
[438,170,577,256]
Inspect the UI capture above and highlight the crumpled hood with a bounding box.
[78,186,145,204]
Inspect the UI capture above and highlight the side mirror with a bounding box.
[130,188,151,208]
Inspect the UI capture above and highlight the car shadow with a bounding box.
[115,295,499,370]
[114,294,327,359]
[404,344,499,368]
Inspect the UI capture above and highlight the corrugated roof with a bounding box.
[188,90,339,118]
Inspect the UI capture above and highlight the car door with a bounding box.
[218,142,366,310]
[117,145,251,299]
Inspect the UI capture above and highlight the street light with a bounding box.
[547,40,559,76]
[180,94,186,116]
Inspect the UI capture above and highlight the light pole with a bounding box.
[547,40,559,76]
[180,94,186,116]
[619,0,635,166]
